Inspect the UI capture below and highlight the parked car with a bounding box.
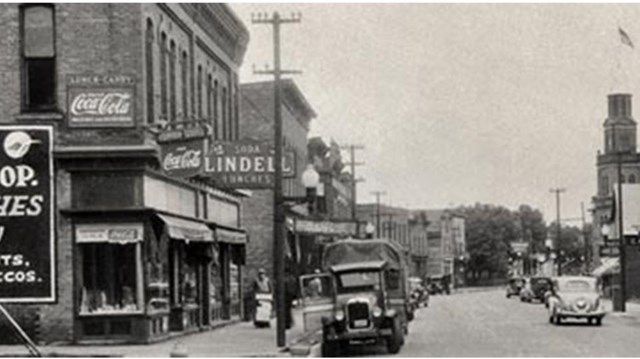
[520,276,552,303]
[547,276,605,325]
[303,239,410,356]
[506,277,525,298]
[427,275,450,295]
[409,277,429,308]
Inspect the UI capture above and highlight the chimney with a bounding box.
[608,93,632,119]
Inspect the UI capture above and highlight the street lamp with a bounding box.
[301,164,320,212]
[365,222,375,239]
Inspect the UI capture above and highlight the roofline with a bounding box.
[241,79,317,119]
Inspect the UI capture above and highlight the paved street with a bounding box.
[343,289,640,357]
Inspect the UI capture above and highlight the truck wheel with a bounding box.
[387,318,403,354]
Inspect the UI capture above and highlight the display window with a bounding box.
[79,242,143,314]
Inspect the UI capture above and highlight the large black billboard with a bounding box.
[0,126,54,303]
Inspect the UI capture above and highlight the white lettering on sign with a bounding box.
[70,92,132,116]
[0,227,4,244]
[163,150,202,172]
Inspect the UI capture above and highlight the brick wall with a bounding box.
[0,3,247,343]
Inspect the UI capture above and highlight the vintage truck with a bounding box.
[299,238,411,356]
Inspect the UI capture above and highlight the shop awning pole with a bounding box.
[0,304,41,357]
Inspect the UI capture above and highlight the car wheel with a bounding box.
[556,316,563,325]
[595,317,603,326]
[506,293,511,298]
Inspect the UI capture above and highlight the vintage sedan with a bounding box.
[547,276,605,325]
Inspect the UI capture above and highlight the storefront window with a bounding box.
[80,243,142,314]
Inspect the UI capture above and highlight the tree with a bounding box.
[458,203,549,282]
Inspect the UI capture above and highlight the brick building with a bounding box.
[238,79,317,293]
[0,3,250,344]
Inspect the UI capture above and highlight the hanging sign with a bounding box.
[203,140,296,189]
[67,74,136,128]
[0,126,55,303]
[160,139,205,178]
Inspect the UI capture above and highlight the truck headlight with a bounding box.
[334,310,345,321]
[372,306,383,317]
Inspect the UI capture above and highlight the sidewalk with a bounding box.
[0,309,310,357]
[603,298,640,321]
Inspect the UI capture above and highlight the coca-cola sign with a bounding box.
[67,74,136,128]
[161,139,205,178]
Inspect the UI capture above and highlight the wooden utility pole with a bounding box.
[251,11,302,347]
[549,188,566,275]
[371,191,386,237]
[342,144,364,220]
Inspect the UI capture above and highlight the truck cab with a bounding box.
[300,239,410,356]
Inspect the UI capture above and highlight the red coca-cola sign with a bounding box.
[67,74,136,128]
[161,139,205,178]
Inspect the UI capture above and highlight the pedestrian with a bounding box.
[253,268,271,295]
[252,268,272,326]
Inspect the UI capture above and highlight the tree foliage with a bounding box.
[457,203,547,280]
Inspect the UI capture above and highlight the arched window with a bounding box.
[197,65,202,119]
[159,32,167,119]
[145,19,154,124]
[21,4,56,111]
[181,51,188,119]
[206,74,212,134]
[213,80,219,139]
[169,41,176,122]
[222,87,227,140]
[630,174,637,184]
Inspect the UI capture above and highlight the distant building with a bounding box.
[420,209,467,286]
[356,204,429,278]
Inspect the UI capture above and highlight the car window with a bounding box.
[559,280,594,292]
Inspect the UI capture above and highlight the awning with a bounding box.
[592,258,619,277]
[216,227,247,245]
[157,214,214,242]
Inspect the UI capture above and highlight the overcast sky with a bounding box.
[231,3,640,224]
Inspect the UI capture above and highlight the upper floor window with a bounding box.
[21,5,56,112]
[144,19,154,124]
[169,41,176,122]
[181,51,188,119]
[159,32,168,120]
[630,174,637,184]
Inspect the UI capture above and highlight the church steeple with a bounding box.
[604,93,636,154]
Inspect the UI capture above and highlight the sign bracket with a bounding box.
[0,305,41,357]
